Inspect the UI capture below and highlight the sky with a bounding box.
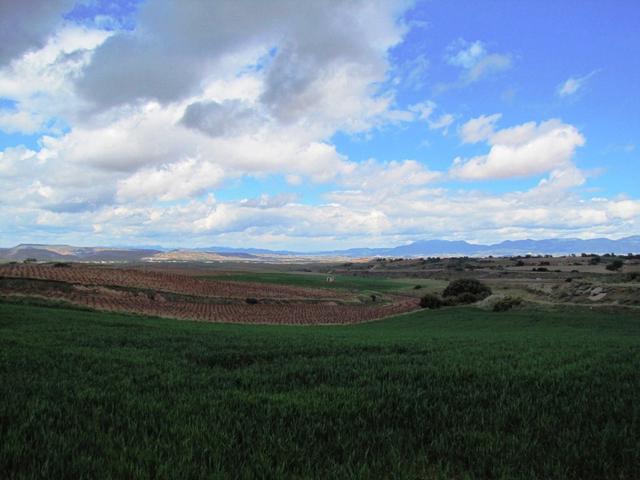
[0,0,638,250]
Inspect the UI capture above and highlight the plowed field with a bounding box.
[0,264,419,324]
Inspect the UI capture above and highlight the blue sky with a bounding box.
[0,0,638,249]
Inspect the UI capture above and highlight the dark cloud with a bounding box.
[76,0,403,116]
[0,0,74,65]
[180,100,262,137]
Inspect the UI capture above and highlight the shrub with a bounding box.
[413,285,423,290]
[606,259,624,271]
[53,262,71,268]
[245,297,259,305]
[589,256,601,265]
[627,272,640,282]
[443,278,491,300]
[493,296,523,312]
[450,292,484,305]
[419,293,443,309]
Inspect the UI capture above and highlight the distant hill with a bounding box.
[1,236,639,262]
[381,236,640,257]
[0,244,162,262]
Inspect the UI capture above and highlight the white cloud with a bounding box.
[0,109,41,134]
[0,3,638,249]
[116,159,227,203]
[459,113,502,143]
[445,39,512,85]
[408,100,455,133]
[428,113,455,133]
[450,119,585,180]
[0,145,39,178]
[338,159,440,191]
[408,100,436,120]
[0,25,111,133]
[557,70,598,97]
[446,40,486,68]
[466,54,512,82]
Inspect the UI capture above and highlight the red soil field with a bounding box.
[0,264,419,325]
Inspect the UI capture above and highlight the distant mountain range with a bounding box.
[1,236,639,262]
[321,236,640,257]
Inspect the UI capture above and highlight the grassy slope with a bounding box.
[1,303,639,479]
[199,271,444,295]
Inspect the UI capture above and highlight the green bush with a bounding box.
[443,278,491,300]
[419,293,443,309]
[442,292,482,306]
[605,259,624,271]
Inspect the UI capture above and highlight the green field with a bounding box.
[200,271,444,294]
[1,302,639,479]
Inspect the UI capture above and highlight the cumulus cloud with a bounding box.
[0,2,638,249]
[0,109,41,134]
[450,119,585,180]
[0,0,410,221]
[77,0,406,118]
[338,159,440,191]
[459,113,502,143]
[180,100,264,138]
[116,159,227,203]
[0,25,111,133]
[0,0,74,65]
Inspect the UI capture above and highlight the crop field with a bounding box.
[0,264,342,299]
[0,264,419,325]
[1,301,639,479]
[199,271,443,294]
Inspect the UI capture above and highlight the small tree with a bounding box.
[419,293,443,309]
[443,278,491,299]
[606,259,624,271]
[441,278,492,305]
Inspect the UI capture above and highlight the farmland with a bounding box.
[0,264,419,325]
[198,271,439,293]
[1,258,639,478]
[1,301,639,478]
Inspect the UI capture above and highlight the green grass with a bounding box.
[200,271,442,294]
[1,303,639,479]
